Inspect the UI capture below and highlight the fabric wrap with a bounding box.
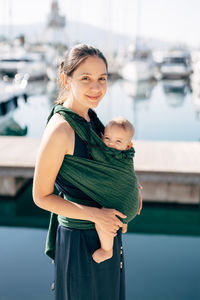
[45,104,139,260]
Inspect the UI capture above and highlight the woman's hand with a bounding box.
[91,207,127,238]
[137,189,143,215]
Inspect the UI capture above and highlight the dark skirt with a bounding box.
[54,225,126,300]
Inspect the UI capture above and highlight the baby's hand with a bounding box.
[121,223,128,233]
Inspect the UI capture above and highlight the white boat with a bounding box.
[0,46,47,80]
[120,47,155,82]
[121,59,155,82]
[160,50,192,79]
[190,50,200,92]
[120,0,156,82]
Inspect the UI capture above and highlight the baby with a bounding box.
[92,117,135,264]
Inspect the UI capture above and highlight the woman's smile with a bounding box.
[86,94,101,101]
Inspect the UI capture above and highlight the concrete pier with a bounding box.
[0,136,200,202]
[0,136,39,195]
[134,141,200,204]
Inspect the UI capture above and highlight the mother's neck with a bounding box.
[63,99,90,121]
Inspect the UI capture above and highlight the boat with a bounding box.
[119,0,156,82]
[120,47,155,82]
[0,45,47,80]
[160,50,192,79]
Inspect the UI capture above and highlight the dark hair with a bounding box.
[56,44,108,104]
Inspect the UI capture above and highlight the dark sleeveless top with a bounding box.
[55,115,101,207]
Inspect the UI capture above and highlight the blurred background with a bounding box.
[0,0,200,299]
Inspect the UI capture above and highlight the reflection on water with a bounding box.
[1,183,200,299]
[1,181,200,236]
[0,227,54,300]
[161,79,188,107]
[124,233,200,300]
[1,227,200,300]
[0,180,50,229]
[0,78,200,141]
[121,79,156,100]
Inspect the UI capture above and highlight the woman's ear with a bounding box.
[61,73,70,90]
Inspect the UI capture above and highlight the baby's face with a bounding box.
[102,125,132,150]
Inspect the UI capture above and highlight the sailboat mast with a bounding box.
[9,0,13,45]
[135,0,141,50]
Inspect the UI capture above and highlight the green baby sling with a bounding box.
[45,104,139,260]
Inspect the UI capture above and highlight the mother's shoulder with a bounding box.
[49,112,73,130]
[45,112,74,141]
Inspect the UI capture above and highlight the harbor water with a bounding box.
[0,182,200,300]
[3,78,200,141]
[1,226,200,300]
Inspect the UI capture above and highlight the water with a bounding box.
[0,183,200,300]
[4,78,200,141]
[124,233,200,300]
[1,227,200,300]
[0,227,54,300]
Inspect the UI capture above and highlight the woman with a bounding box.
[33,44,142,300]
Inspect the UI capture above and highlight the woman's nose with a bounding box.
[90,80,101,91]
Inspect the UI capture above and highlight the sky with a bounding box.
[0,0,200,47]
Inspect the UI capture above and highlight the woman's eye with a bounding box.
[82,77,89,81]
[99,77,107,81]
[104,137,109,141]
[116,140,122,143]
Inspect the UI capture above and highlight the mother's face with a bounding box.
[67,56,108,109]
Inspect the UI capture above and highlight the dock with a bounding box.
[0,136,39,196]
[0,136,200,203]
[133,141,200,204]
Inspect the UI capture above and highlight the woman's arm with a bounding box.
[33,114,125,237]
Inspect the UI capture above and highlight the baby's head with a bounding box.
[102,117,135,150]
